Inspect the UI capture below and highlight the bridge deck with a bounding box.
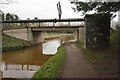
[2,18,85,23]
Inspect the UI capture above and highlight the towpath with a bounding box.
[61,42,98,78]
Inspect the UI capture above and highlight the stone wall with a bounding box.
[84,13,111,49]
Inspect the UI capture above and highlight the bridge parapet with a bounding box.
[2,18,84,30]
[22,21,84,28]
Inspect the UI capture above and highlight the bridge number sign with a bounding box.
[57,1,62,19]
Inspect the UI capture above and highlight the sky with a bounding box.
[0,0,119,21]
[0,0,84,19]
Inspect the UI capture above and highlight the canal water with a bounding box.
[2,34,75,78]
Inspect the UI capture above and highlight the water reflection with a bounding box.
[3,63,40,71]
[2,34,74,78]
[43,40,61,55]
[2,39,62,78]
[3,44,52,66]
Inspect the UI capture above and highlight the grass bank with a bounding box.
[77,30,118,77]
[2,34,31,52]
[32,45,66,79]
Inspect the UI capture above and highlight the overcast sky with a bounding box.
[0,0,85,19]
[0,0,119,21]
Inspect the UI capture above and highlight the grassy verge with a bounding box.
[32,45,66,79]
[77,30,118,77]
[2,34,31,52]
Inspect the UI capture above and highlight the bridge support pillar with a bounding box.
[27,28,42,44]
[32,31,42,44]
[78,27,84,43]
[27,27,33,43]
[73,28,84,43]
[73,31,79,43]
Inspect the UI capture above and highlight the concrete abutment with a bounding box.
[27,27,42,44]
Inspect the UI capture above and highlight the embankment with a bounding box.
[77,30,118,78]
[2,34,31,52]
[32,45,66,78]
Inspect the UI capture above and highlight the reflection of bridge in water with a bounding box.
[2,18,85,44]
[3,63,40,71]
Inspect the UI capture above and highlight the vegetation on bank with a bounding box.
[2,34,31,52]
[32,45,66,79]
[77,29,118,77]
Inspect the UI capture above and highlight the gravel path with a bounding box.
[61,42,98,78]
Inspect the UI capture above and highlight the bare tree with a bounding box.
[0,0,16,4]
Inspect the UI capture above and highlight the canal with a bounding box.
[2,34,75,78]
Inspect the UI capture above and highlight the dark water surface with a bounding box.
[2,39,61,78]
[2,34,74,78]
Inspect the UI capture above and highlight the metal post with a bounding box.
[27,65,29,70]
[22,65,24,70]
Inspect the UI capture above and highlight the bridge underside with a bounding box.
[31,27,79,31]
[27,27,84,44]
[2,18,84,45]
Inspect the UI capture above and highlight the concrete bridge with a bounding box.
[2,14,111,49]
[2,18,85,44]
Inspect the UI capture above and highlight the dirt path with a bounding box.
[61,42,98,78]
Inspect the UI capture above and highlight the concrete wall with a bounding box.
[3,26,84,45]
[4,29,28,41]
[32,31,42,44]
[79,28,84,43]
